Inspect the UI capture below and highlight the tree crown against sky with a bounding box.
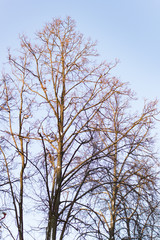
[0,16,160,240]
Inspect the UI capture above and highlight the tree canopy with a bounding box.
[0,17,159,240]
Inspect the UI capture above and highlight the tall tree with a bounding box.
[0,17,159,240]
[1,17,122,240]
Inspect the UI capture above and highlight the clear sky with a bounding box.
[0,0,160,101]
[0,0,160,236]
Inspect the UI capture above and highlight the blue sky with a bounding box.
[0,1,159,237]
[0,0,160,101]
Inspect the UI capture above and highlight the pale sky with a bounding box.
[0,0,160,101]
[0,0,160,236]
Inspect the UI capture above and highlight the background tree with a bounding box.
[0,60,34,240]
[79,90,160,240]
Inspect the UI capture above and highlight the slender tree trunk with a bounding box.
[51,141,63,240]
[126,218,131,240]
[19,138,25,240]
[110,127,118,240]
[47,44,65,240]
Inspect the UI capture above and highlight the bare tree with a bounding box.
[0,62,34,239]
[79,89,160,240]
[0,17,159,240]
[1,17,123,240]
